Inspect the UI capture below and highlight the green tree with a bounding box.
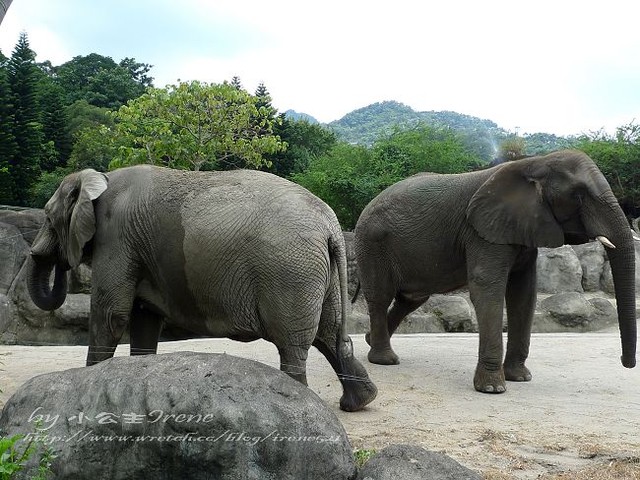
[55,53,152,109]
[293,143,376,228]
[38,79,72,171]
[230,76,243,90]
[0,50,17,203]
[8,32,43,205]
[65,99,114,138]
[577,123,640,219]
[68,123,119,172]
[109,80,285,171]
[268,116,337,177]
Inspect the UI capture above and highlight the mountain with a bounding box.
[286,101,575,162]
[325,101,505,160]
[283,109,319,124]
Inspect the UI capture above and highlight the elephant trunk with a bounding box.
[585,192,637,368]
[607,237,636,368]
[26,255,68,311]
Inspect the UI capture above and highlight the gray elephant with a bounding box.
[354,150,636,393]
[27,165,377,412]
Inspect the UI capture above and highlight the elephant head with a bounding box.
[467,150,636,368]
[27,169,108,310]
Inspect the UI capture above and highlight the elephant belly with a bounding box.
[399,261,468,297]
[136,280,258,339]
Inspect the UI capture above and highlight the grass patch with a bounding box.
[354,448,376,468]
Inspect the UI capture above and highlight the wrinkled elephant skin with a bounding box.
[27,166,377,412]
[355,150,636,394]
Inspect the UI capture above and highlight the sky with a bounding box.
[1,0,639,136]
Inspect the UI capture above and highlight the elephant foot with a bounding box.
[338,358,378,412]
[473,365,506,394]
[504,362,532,382]
[367,347,400,365]
[339,378,378,412]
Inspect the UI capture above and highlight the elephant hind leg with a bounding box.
[366,293,426,365]
[313,336,378,412]
[314,292,377,412]
[130,300,163,356]
[276,345,310,386]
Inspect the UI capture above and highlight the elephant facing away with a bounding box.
[27,165,377,412]
[355,150,636,394]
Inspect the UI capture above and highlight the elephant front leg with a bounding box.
[468,254,514,394]
[87,302,130,366]
[504,251,537,382]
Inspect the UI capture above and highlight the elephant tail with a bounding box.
[351,281,361,304]
[328,231,350,344]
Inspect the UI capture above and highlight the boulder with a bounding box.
[537,292,616,331]
[0,352,357,480]
[356,444,481,480]
[422,295,477,333]
[0,208,45,245]
[0,222,29,295]
[571,242,606,292]
[537,246,583,293]
[0,293,18,344]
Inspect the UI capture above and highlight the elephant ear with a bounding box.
[67,169,108,268]
[466,162,564,248]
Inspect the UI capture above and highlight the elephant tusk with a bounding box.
[596,236,616,249]
[632,230,640,242]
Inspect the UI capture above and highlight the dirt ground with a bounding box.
[1,332,639,479]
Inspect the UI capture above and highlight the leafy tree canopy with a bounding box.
[108,80,286,171]
[577,122,640,218]
[54,53,153,109]
[266,116,337,178]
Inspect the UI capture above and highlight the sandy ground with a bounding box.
[1,332,639,478]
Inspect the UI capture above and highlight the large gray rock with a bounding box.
[571,242,606,292]
[537,292,616,331]
[0,208,45,245]
[356,444,480,480]
[0,222,29,295]
[422,295,477,333]
[0,352,357,480]
[537,246,583,293]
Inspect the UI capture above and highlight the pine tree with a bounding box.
[8,32,42,205]
[39,79,71,171]
[0,50,17,203]
[230,76,243,90]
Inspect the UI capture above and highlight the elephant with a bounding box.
[27,165,377,412]
[354,149,636,393]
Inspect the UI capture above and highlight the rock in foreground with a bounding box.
[0,352,356,480]
[356,444,481,480]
